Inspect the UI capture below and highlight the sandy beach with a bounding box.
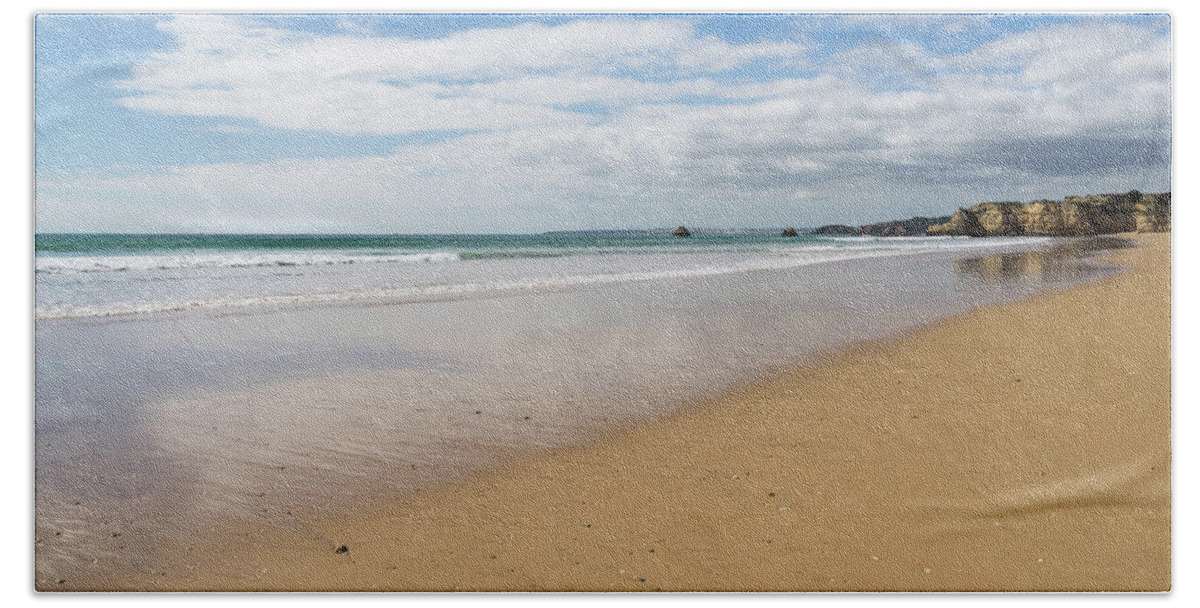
[83,232,1161,593]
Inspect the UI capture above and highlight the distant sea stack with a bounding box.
[672,226,692,238]
[781,226,799,237]
[928,191,1171,237]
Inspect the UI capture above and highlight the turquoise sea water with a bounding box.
[35,231,801,256]
[34,231,1056,320]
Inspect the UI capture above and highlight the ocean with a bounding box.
[34,231,1125,584]
[38,232,1068,320]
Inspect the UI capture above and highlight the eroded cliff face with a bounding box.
[928,191,1170,236]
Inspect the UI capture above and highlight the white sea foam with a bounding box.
[34,251,461,275]
[34,237,1050,321]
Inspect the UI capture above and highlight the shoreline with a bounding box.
[46,233,1170,592]
[34,234,1059,324]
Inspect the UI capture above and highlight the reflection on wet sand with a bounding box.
[954,237,1134,283]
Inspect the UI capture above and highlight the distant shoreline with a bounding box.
[815,190,1172,238]
[35,190,1171,241]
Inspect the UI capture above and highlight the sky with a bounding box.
[34,12,1172,233]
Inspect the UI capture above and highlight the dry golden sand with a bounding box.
[99,234,1175,592]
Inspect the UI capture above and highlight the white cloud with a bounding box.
[116,16,810,135]
[40,15,1172,232]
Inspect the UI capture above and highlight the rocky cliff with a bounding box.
[808,216,952,236]
[859,216,952,237]
[928,191,1170,237]
[809,224,860,235]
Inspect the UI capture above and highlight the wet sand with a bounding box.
[44,233,1170,591]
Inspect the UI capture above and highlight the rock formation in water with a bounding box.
[672,226,692,238]
[781,226,799,237]
[927,191,1170,237]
